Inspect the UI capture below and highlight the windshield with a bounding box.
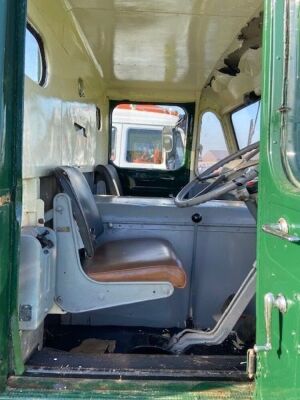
[231,101,261,148]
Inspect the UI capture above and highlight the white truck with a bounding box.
[111,104,186,170]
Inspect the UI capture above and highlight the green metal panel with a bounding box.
[1,377,254,399]
[256,0,300,398]
[0,0,27,392]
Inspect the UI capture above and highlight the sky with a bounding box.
[25,28,42,83]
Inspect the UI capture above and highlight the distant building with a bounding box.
[198,149,228,173]
[201,150,228,162]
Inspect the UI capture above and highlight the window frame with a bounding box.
[96,106,102,131]
[109,101,189,172]
[108,100,195,198]
[25,22,47,87]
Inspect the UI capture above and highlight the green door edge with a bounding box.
[255,0,299,398]
[1,377,254,400]
[0,0,27,392]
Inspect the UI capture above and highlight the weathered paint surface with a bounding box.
[0,0,27,391]
[66,0,262,99]
[255,0,300,398]
[23,0,109,228]
[1,377,253,399]
[0,2,10,389]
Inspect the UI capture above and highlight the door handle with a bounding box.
[262,218,300,243]
[254,293,287,353]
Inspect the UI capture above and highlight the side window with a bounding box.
[231,101,261,149]
[25,24,46,86]
[282,4,300,186]
[126,128,162,164]
[110,104,187,171]
[198,112,229,174]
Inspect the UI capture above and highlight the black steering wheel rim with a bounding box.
[175,141,259,208]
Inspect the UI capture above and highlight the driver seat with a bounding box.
[54,166,186,289]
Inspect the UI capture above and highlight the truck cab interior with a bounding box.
[19,0,262,380]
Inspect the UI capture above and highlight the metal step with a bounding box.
[26,348,247,381]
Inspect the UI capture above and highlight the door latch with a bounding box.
[262,218,300,243]
[254,293,287,353]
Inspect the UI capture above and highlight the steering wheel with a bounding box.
[175,142,259,207]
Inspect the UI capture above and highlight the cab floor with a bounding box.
[43,324,250,356]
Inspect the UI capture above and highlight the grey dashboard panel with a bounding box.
[94,196,256,227]
[62,196,256,329]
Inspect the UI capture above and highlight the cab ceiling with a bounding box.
[66,0,262,98]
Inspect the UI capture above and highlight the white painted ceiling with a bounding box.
[67,0,262,94]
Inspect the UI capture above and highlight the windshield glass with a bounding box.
[231,101,261,148]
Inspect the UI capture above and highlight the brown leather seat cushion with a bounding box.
[85,238,186,289]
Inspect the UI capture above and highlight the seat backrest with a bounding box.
[94,164,123,196]
[55,166,104,258]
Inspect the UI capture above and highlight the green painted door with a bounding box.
[256,0,300,398]
[0,0,26,392]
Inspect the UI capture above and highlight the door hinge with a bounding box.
[0,193,11,207]
[247,348,256,379]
